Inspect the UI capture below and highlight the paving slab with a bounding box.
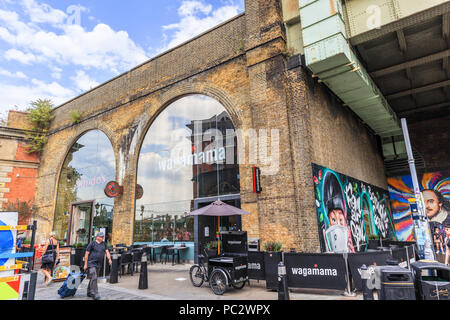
[33,263,362,301]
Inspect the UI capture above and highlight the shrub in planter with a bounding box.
[204,240,220,257]
[263,241,282,252]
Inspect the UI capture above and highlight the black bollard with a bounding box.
[360,264,374,300]
[109,253,119,284]
[277,261,290,300]
[138,253,148,290]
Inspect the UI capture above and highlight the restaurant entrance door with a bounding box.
[193,194,241,263]
[67,201,94,246]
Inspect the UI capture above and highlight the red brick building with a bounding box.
[0,111,39,226]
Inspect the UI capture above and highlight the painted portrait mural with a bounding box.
[312,164,397,253]
[387,171,450,245]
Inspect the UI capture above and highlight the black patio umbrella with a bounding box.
[187,200,250,254]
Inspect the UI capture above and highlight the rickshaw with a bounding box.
[189,231,249,295]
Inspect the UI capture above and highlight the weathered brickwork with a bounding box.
[408,114,450,173]
[32,0,387,251]
[0,114,39,225]
[307,81,388,190]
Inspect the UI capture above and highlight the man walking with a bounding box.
[84,232,112,300]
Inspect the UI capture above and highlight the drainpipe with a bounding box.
[401,118,435,261]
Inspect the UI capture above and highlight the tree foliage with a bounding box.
[25,99,55,154]
[70,110,82,124]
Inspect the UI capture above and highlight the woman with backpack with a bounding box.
[41,232,60,286]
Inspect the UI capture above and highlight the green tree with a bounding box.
[25,99,55,154]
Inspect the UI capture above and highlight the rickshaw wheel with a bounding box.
[189,265,205,287]
[210,269,228,295]
[232,281,245,290]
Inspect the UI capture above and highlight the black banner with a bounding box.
[284,253,347,290]
[382,240,416,248]
[253,167,262,193]
[247,251,265,280]
[348,251,392,291]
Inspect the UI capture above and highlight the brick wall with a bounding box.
[0,122,39,225]
[307,82,388,190]
[408,114,450,173]
[7,111,32,131]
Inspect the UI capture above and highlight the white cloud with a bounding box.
[0,0,150,114]
[21,0,67,25]
[30,78,74,98]
[0,2,148,71]
[178,1,212,16]
[71,70,99,92]
[0,79,75,111]
[159,0,241,52]
[4,48,37,64]
[0,68,27,79]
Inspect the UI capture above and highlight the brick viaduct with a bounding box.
[33,0,387,251]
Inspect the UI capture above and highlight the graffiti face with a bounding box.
[313,163,396,253]
[423,190,442,219]
[329,209,346,226]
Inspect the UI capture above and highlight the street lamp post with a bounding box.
[401,118,435,261]
[140,205,144,235]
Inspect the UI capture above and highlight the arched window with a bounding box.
[135,95,240,243]
[53,130,115,246]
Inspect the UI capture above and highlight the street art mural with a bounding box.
[312,164,397,253]
[388,171,450,243]
[0,212,19,300]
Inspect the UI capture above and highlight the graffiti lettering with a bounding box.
[369,187,389,238]
[345,183,365,251]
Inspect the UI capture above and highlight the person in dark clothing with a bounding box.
[41,232,60,286]
[83,232,112,300]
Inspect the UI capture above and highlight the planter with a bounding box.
[264,251,282,290]
[248,251,265,280]
[205,249,218,258]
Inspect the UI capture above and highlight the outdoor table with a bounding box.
[167,246,189,265]
[147,245,161,263]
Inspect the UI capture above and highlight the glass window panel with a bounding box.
[53,130,116,246]
[135,95,240,243]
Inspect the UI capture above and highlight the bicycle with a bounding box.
[189,252,208,287]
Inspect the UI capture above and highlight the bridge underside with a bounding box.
[351,5,450,174]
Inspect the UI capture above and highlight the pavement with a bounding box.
[34,263,363,301]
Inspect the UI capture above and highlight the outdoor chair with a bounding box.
[119,252,133,276]
[131,249,143,272]
[159,245,173,264]
[169,247,180,265]
[143,247,153,265]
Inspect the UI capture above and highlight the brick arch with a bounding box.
[50,123,119,223]
[53,122,118,183]
[129,81,244,170]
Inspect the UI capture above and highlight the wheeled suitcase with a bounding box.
[58,272,85,298]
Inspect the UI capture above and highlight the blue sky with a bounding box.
[0,0,244,119]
